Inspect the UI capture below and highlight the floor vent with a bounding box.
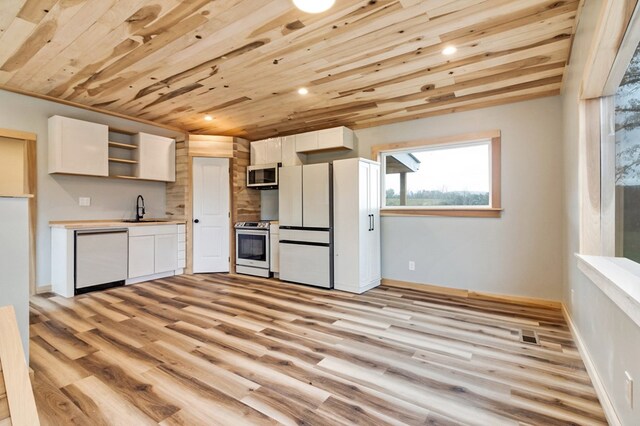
[520,329,539,345]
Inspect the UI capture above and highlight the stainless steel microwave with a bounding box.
[247,163,278,189]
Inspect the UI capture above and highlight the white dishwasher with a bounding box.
[75,228,128,295]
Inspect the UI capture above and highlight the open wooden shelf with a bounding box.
[109,157,138,164]
[109,174,138,180]
[109,141,137,150]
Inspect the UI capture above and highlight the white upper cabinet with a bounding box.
[281,135,306,166]
[251,138,282,165]
[48,115,109,176]
[295,126,354,153]
[294,131,318,152]
[134,132,175,182]
[264,138,281,164]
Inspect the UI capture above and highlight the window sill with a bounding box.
[576,254,640,328]
[380,208,503,218]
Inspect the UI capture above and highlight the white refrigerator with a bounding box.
[278,163,333,288]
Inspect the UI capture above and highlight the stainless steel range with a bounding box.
[235,221,271,278]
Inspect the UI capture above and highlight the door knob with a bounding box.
[194,219,200,223]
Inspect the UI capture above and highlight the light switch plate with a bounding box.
[79,197,91,207]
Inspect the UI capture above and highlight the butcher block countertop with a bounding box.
[49,219,186,229]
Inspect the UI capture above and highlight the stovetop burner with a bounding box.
[234,221,270,229]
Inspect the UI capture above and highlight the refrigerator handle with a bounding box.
[372,214,375,231]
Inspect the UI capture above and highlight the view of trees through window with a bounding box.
[615,42,640,263]
[383,142,490,207]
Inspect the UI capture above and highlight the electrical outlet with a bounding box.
[79,197,91,207]
[626,371,634,409]
[571,289,575,306]
[408,261,415,271]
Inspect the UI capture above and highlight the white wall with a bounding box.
[0,89,183,290]
[561,0,640,423]
[308,96,565,300]
[0,198,30,356]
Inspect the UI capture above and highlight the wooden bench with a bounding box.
[0,306,39,426]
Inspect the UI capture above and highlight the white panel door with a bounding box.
[193,157,230,273]
[278,166,303,227]
[155,233,178,273]
[302,163,330,228]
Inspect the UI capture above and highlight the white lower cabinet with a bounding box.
[128,225,179,279]
[154,233,178,273]
[270,224,279,274]
[129,236,155,278]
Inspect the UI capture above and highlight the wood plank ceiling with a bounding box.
[0,0,580,139]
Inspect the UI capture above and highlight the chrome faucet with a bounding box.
[136,195,145,222]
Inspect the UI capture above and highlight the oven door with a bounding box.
[236,229,270,269]
[247,164,278,188]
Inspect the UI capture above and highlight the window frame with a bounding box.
[371,130,502,218]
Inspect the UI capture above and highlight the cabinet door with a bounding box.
[281,136,306,166]
[368,163,381,283]
[251,140,267,165]
[278,166,303,227]
[135,133,175,181]
[48,116,108,176]
[317,128,343,150]
[128,236,155,278]
[302,164,330,228]
[154,233,178,273]
[265,138,282,164]
[295,132,318,152]
[270,229,279,273]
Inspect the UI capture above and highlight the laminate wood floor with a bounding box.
[29,274,607,425]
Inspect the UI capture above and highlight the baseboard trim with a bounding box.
[562,304,621,426]
[35,285,51,294]
[381,278,562,309]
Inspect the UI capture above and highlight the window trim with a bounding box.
[371,130,502,218]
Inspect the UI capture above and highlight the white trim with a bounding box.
[562,304,622,426]
[125,271,174,285]
[576,254,640,328]
[35,285,51,294]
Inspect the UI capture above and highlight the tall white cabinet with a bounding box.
[333,158,381,294]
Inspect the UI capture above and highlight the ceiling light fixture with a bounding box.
[293,0,335,14]
[204,115,213,121]
[442,46,457,56]
[298,87,309,95]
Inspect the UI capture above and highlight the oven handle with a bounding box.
[236,229,270,236]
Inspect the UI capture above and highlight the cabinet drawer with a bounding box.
[128,224,177,236]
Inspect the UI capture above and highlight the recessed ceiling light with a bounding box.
[298,87,309,95]
[204,115,213,121]
[442,46,457,56]
[293,0,335,14]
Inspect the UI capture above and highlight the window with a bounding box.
[372,130,502,218]
[614,42,640,263]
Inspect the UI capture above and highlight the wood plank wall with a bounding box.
[166,139,189,221]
